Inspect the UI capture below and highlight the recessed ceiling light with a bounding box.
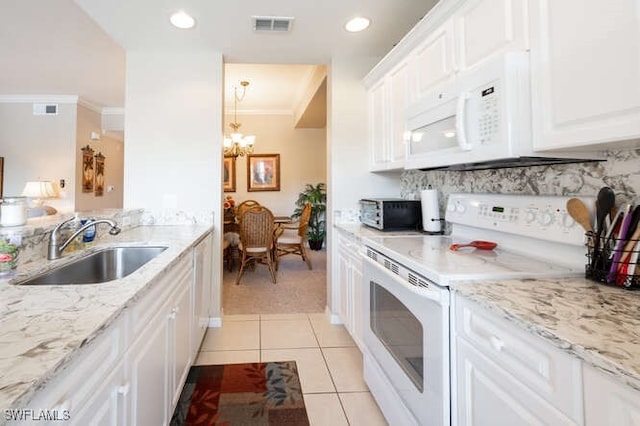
[345,16,370,32]
[170,11,196,29]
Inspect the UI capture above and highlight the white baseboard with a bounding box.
[325,306,343,325]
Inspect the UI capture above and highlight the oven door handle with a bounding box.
[363,255,446,305]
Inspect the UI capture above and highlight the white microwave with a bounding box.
[404,53,596,170]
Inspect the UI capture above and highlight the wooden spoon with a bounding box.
[566,198,593,233]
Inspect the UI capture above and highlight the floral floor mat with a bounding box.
[170,361,310,426]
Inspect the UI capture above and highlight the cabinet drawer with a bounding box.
[455,297,583,422]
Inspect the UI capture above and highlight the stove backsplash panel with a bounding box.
[401,149,640,213]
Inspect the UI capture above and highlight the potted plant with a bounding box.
[293,183,327,250]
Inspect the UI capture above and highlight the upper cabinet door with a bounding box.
[368,80,388,171]
[412,19,456,100]
[388,61,410,167]
[530,0,640,151]
[454,0,529,72]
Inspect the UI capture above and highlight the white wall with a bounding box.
[124,49,223,318]
[224,113,326,216]
[326,56,403,318]
[75,104,124,211]
[0,100,77,213]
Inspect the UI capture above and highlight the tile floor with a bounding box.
[196,312,388,426]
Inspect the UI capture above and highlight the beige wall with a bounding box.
[75,105,124,211]
[224,113,326,217]
[0,101,77,212]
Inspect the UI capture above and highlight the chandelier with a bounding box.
[224,80,255,157]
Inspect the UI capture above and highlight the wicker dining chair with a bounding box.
[235,205,277,285]
[276,203,313,270]
[235,200,260,217]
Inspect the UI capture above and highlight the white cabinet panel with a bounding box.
[455,0,528,72]
[335,231,364,350]
[456,338,577,426]
[388,61,410,166]
[584,365,640,426]
[531,0,640,150]
[453,295,583,425]
[368,80,387,171]
[193,234,212,353]
[413,20,456,100]
[71,360,127,426]
[169,279,193,411]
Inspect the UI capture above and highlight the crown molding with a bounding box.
[77,97,104,113]
[0,94,79,104]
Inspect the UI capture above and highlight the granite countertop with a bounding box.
[451,277,640,392]
[334,223,425,240]
[0,224,212,413]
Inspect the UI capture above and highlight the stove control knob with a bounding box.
[537,210,553,226]
[456,203,466,213]
[561,213,575,228]
[447,204,456,213]
[525,210,536,223]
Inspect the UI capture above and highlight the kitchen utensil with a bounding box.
[449,240,498,251]
[566,198,593,233]
[622,241,640,288]
[617,207,640,266]
[605,205,628,253]
[607,205,638,283]
[592,187,615,269]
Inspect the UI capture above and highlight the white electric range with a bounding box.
[361,193,592,426]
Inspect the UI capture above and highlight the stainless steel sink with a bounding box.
[19,246,168,285]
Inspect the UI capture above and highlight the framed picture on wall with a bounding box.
[94,152,105,197]
[81,145,94,193]
[247,154,280,192]
[223,156,236,192]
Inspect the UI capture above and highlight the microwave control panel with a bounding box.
[478,85,499,145]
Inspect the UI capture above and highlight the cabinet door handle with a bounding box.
[168,309,177,320]
[490,335,505,352]
[117,381,131,396]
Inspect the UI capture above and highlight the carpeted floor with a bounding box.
[222,249,327,315]
[171,361,309,426]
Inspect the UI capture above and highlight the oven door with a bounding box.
[363,255,450,426]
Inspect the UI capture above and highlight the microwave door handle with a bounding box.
[456,92,472,151]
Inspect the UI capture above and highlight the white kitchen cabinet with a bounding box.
[128,254,193,426]
[16,315,127,426]
[368,79,387,171]
[530,0,640,151]
[584,365,640,426]
[168,277,193,412]
[193,234,212,355]
[452,295,583,425]
[336,231,364,350]
[454,0,528,73]
[411,19,456,100]
[71,359,127,426]
[367,64,409,173]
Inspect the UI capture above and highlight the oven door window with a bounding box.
[370,282,424,392]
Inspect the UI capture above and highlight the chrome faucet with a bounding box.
[48,217,121,260]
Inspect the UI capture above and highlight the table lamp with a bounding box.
[22,181,58,216]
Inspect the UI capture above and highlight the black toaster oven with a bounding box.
[359,199,421,231]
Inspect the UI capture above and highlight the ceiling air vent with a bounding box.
[252,16,294,32]
[33,103,58,115]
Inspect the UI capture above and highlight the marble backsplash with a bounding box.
[400,149,640,207]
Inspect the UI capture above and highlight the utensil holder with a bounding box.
[585,231,640,289]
